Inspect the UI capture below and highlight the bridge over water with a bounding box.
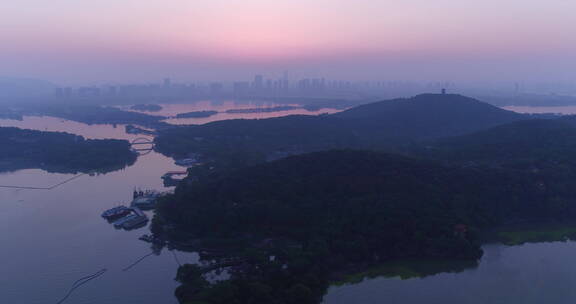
[130,137,155,155]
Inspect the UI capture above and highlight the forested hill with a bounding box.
[0,103,166,126]
[155,97,576,304]
[333,94,524,138]
[0,127,137,173]
[155,94,527,164]
[159,149,563,240]
[161,119,576,242]
[156,150,571,304]
[422,119,576,169]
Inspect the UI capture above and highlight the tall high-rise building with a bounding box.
[233,81,250,97]
[54,88,64,97]
[163,78,171,89]
[210,82,224,97]
[253,75,264,90]
[282,71,289,90]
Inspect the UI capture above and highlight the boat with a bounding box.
[139,234,154,242]
[161,171,187,187]
[101,206,131,221]
[131,196,157,209]
[161,171,187,179]
[131,189,160,210]
[113,214,138,228]
[138,234,164,245]
[122,215,149,230]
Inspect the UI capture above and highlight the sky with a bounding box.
[1,0,576,84]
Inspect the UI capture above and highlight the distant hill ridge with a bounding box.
[155,95,576,304]
[155,93,528,164]
[423,118,576,167]
[336,94,513,119]
[333,93,524,138]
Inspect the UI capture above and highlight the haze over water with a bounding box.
[0,101,575,303]
[0,101,337,303]
[0,129,190,304]
[3,0,576,303]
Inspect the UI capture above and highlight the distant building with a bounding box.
[54,88,64,97]
[107,86,118,96]
[210,82,224,97]
[282,71,289,90]
[233,81,250,97]
[78,87,101,97]
[54,87,74,98]
[252,75,264,91]
[163,78,171,89]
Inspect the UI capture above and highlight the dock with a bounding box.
[162,171,188,187]
[131,189,160,209]
[105,206,149,230]
[101,190,159,230]
[132,207,145,217]
[162,171,188,179]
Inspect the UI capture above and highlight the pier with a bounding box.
[162,171,188,178]
[161,171,188,186]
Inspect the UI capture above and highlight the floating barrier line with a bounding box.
[0,173,87,190]
[171,250,182,266]
[54,249,161,302]
[122,252,155,272]
[56,268,107,304]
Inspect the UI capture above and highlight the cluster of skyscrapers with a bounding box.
[54,74,456,101]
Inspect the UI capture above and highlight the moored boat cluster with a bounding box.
[100,189,161,230]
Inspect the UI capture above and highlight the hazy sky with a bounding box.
[2,0,576,84]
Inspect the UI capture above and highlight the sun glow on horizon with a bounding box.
[2,0,576,81]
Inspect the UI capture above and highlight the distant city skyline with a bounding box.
[52,75,455,101]
[6,72,576,101]
[48,75,576,103]
[2,0,576,83]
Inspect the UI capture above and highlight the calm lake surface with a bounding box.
[324,242,576,304]
[0,100,573,303]
[0,100,336,304]
[0,121,193,304]
[121,100,339,125]
[504,105,576,115]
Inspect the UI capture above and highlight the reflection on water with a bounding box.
[0,117,196,303]
[0,102,338,304]
[334,258,479,287]
[4,102,575,303]
[0,101,339,303]
[0,116,141,140]
[324,242,576,304]
[0,101,341,137]
[120,100,340,125]
[504,105,576,115]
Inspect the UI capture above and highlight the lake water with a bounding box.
[0,100,338,304]
[0,100,572,304]
[120,100,340,125]
[504,105,576,115]
[324,242,576,304]
[0,127,196,303]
